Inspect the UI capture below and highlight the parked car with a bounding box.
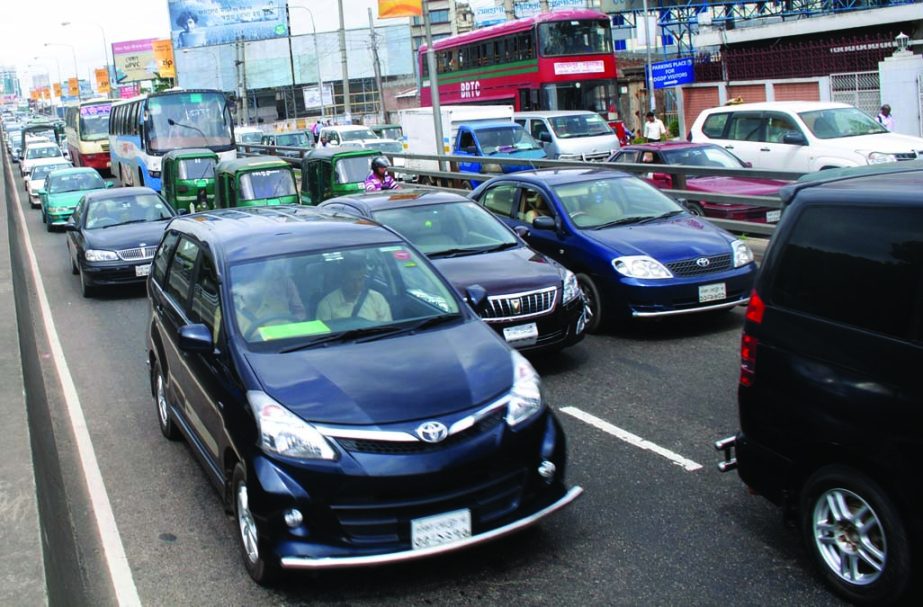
[146,205,582,583]
[38,167,110,231]
[716,162,923,605]
[608,142,786,223]
[235,126,264,146]
[299,147,380,204]
[160,149,218,213]
[689,101,923,172]
[470,169,756,332]
[319,189,587,353]
[370,123,403,141]
[319,124,402,155]
[515,111,620,160]
[213,156,299,208]
[65,187,176,297]
[25,160,72,207]
[261,130,315,158]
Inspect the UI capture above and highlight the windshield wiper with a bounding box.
[279,325,399,353]
[101,219,151,229]
[428,247,486,258]
[355,314,462,343]
[634,210,685,225]
[591,216,648,229]
[167,118,206,140]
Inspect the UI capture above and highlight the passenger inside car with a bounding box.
[316,255,392,323]
[232,260,306,337]
[522,191,551,223]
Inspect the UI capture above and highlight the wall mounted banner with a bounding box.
[152,39,176,78]
[167,0,288,49]
[53,82,62,97]
[68,78,80,97]
[378,0,423,18]
[95,68,111,94]
[112,39,158,84]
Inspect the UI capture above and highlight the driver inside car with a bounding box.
[316,256,391,323]
[233,261,306,337]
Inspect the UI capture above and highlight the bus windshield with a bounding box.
[539,20,612,57]
[146,91,233,153]
[79,104,112,141]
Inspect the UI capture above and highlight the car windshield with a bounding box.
[551,177,684,229]
[238,131,263,144]
[47,171,105,193]
[335,156,373,183]
[798,107,889,139]
[27,145,62,159]
[276,132,311,147]
[376,127,402,140]
[374,201,518,256]
[660,146,744,168]
[146,91,234,153]
[85,194,174,229]
[238,168,296,200]
[548,114,613,138]
[538,19,612,56]
[31,164,71,180]
[340,128,378,142]
[476,127,543,155]
[79,104,111,141]
[229,244,461,347]
[178,158,216,179]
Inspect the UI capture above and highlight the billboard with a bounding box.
[378,0,422,18]
[167,0,288,49]
[302,84,334,110]
[152,40,177,78]
[113,39,158,84]
[470,0,588,28]
[95,68,111,94]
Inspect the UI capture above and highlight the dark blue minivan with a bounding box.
[146,206,581,583]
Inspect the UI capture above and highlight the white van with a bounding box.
[514,111,620,161]
[689,101,923,172]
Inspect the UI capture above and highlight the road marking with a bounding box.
[4,158,142,605]
[560,406,703,472]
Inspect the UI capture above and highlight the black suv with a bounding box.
[717,163,923,604]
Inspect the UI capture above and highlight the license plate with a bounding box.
[766,210,781,223]
[411,509,471,551]
[503,322,538,344]
[135,264,151,277]
[698,283,726,303]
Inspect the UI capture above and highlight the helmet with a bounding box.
[371,156,391,171]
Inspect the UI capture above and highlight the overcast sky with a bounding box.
[0,0,409,90]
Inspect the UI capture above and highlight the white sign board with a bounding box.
[302,84,334,109]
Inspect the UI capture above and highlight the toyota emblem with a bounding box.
[696,257,710,268]
[416,421,448,443]
[511,298,522,314]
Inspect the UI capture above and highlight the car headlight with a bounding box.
[731,239,754,267]
[49,207,72,214]
[562,270,579,304]
[84,249,119,262]
[867,152,897,165]
[248,391,337,460]
[506,351,543,427]
[611,255,673,279]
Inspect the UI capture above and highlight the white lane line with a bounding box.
[5,158,142,606]
[560,406,703,472]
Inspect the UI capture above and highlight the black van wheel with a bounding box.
[233,464,279,585]
[153,360,180,441]
[800,465,911,605]
[576,274,605,334]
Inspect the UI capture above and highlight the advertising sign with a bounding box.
[152,39,176,78]
[378,0,422,18]
[648,57,695,89]
[53,82,62,97]
[470,0,587,27]
[112,39,158,84]
[167,0,288,49]
[302,84,334,109]
[95,68,111,94]
[68,78,80,97]
[119,83,141,99]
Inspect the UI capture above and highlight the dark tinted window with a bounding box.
[726,113,764,142]
[771,205,923,340]
[165,237,200,309]
[190,254,221,343]
[152,231,180,285]
[701,113,729,138]
[480,183,518,217]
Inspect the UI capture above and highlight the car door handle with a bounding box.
[760,147,771,152]
[724,145,734,150]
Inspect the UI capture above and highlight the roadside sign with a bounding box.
[648,57,695,89]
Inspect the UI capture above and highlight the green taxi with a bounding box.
[39,168,111,232]
[160,149,219,213]
[213,156,299,209]
[300,148,379,205]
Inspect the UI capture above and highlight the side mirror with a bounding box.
[178,323,214,353]
[782,131,807,146]
[538,131,552,143]
[36,188,45,196]
[513,225,529,239]
[532,216,557,231]
[651,172,673,187]
[105,182,114,188]
[465,284,488,312]
[176,208,190,216]
[63,220,78,232]
[743,161,753,168]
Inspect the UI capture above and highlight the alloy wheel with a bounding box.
[812,487,886,586]
[237,482,260,566]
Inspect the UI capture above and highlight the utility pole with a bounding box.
[539,0,550,12]
[242,41,249,124]
[337,0,351,121]
[368,8,385,123]
[285,3,296,121]
[641,0,656,112]
[503,0,515,20]
[423,3,445,172]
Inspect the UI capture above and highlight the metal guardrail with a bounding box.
[236,143,801,237]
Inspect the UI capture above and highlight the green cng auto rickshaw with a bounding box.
[213,156,299,209]
[299,148,380,205]
[160,149,219,212]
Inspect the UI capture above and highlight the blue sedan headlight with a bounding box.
[611,255,673,279]
[731,240,754,267]
[506,352,543,427]
[562,270,579,304]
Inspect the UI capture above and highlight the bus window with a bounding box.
[538,20,611,57]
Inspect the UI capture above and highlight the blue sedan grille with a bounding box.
[667,253,732,277]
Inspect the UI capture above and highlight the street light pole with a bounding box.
[290,5,326,119]
[641,0,655,113]
[285,3,296,121]
[61,21,112,98]
[45,42,81,102]
[337,0,351,120]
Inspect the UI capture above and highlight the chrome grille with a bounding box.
[895,152,918,161]
[117,246,157,261]
[336,409,505,455]
[667,253,732,277]
[482,287,557,321]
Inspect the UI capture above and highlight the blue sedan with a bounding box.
[470,169,757,332]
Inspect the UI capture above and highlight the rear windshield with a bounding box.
[47,171,105,193]
[239,168,296,200]
[548,114,613,139]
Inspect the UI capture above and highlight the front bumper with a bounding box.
[81,259,152,286]
[484,297,586,353]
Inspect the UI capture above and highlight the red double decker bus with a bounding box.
[420,9,617,113]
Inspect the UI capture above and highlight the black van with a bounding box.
[716,162,923,605]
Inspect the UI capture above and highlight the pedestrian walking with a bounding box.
[643,112,668,143]
[877,104,894,131]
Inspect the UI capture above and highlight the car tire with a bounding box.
[576,274,606,334]
[232,464,279,585]
[153,360,181,441]
[800,465,911,605]
[45,214,53,233]
[70,247,79,275]
[79,267,95,298]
